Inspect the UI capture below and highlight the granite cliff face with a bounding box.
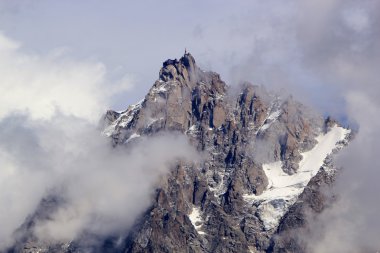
[10,53,351,253]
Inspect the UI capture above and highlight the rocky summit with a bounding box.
[11,53,351,253]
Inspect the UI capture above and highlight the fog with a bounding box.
[0,33,199,249]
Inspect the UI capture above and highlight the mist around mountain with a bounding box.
[1,1,380,252]
[1,52,353,252]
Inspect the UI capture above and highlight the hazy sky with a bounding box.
[0,0,355,115]
[0,0,373,124]
[0,1,379,252]
[1,0,244,110]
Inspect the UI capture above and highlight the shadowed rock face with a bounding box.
[11,53,350,253]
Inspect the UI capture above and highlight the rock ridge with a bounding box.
[10,53,351,253]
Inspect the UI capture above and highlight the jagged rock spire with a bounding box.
[99,53,350,252]
[159,52,198,84]
[14,52,352,253]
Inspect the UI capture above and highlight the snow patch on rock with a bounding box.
[125,133,140,143]
[244,125,351,230]
[102,100,143,137]
[259,109,282,132]
[256,98,282,133]
[189,207,206,235]
[207,169,229,199]
[150,80,176,95]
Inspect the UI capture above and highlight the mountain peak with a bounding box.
[162,52,195,67]
[99,52,352,252]
[180,51,196,67]
[15,52,352,253]
[159,52,198,83]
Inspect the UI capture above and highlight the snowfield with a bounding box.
[244,125,351,230]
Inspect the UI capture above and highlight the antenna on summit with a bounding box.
[185,48,187,54]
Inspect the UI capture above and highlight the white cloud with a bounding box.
[0,32,201,249]
[0,32,131,122]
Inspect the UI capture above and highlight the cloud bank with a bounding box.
[0,33,199,249]
[0,32,133,122]
[226,1,380,252]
